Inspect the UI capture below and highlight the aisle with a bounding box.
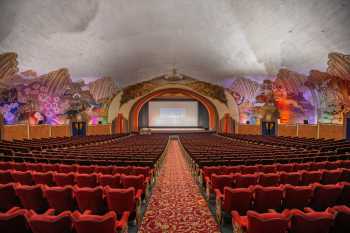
[138,139,220,233]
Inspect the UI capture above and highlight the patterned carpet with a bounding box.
[138,139,220,233]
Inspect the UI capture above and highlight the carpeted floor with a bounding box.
[138,139,220,233]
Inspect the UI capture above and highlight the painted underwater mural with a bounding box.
[0,53,119,125]
[227,52,350,124]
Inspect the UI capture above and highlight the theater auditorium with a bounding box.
[0,1,349,233]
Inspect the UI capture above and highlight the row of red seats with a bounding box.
[206,169,350,198]
[202,160,350,178]
[0,183,143,225]
[231,206,350,233]
[0,203,132,233]
[0,171,149,195]
[0,161,153,176]
[215,183,350,224]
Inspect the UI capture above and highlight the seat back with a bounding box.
[259,173,280,187]
[75,174,98,188]
[211,174,233,192]
[15,184,48,213]
[253,186,283,212]
[283,185,313,209]
[11,171,34,185]
[98,174,121,188]
[72,211,115,233]
[330,205,350,233]
[321,169,341,184]
[338,182,350,205]
[120,174,145,190]
[28,211,73,233]
[44,186,75,212]
[223,187,252,215]
[0,170,14,184]
[32,172,55,186]
[301,171,322,185]
[74,186,105,214]
[235,174,258,188]
[247,211,289,233]
[0,208,29,233]
[53,173,75,186]
[290,210,334,233]
[279,172,301,186]
[311,184,343,211]
[77,166,95,174]
[105,187,135,215]
[0,183,19,212]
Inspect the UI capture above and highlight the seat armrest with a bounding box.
[115,211,130,232]
[7,207,21,213]
[304,207,315,213]
[44,208,56,215]
[83,210,93,215]
[268,209,278,213]
[135,189,143,201]
[214,189,224,200]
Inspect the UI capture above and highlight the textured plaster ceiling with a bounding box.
[0,0,349,86]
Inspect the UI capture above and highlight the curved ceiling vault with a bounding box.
[0,0,349,86]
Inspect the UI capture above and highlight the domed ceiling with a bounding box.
[0,0,349,86]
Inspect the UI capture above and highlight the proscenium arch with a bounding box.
[129,88,219,132]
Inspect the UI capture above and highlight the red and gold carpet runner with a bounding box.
[139,139,220,233]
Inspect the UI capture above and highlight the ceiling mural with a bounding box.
[0,53,119,125]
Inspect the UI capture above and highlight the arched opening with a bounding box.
[129,88,218,132]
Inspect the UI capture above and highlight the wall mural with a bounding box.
[0,53,119,125]
[0,51,349,126]
[227,52,350,124]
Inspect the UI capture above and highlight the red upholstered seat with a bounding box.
[104,186,138,223]
[113,166,131,175]
[77,165,95,174]
[340,168,350,182]
[0,170,14,184]
[285,209,334,233]
[241,165,259,174]
[75,174,98,188]
[216,187,253,215]
[232,210,289,233]
[0,183,20,212]
[98,174,121,188]
[120,174,146,194]
[32,172,55,186]
[0,161,12,170]
[0,207,30,233]
[276,164,294,172]
[211,174,234,193]
[279,172,301,186]
[259,165,277,173]
[27,210,73,233]
[258,173,280,187]
[53,173,75,186]
[11,163,27,171]
[44,186,75,212]
[253,185,283,212]
[15,184,48,213]
[301,171,322,185]
[310,183,343,211]
[338,181,350,205]
[41,164,59,173]
[74,186,106,214]
[72,211,128,233]
[25,163,43,172]
[283,184,313,209]
[294,162,310,171]
[235,174,258,188]
[58,165,77,173]
[309,162,327,171]
[94,166,114,175]
[11,170,34,185]
[321,169,342,184]
[328,205,350,233]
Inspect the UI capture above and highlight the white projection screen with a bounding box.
[148,101,198,127]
